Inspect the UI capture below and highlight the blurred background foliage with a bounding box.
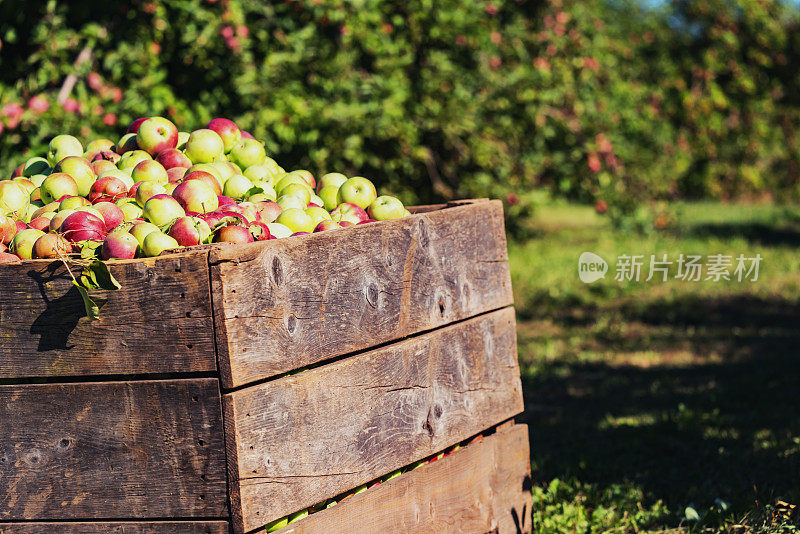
[0,0,799,233]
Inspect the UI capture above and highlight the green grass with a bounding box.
[511,202,800,533]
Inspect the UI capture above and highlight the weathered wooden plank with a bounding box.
[224,308,523,533]
[210,200,513,389]
[0,379,228,520]
[283,424,532,534]
[0,521,230,533]
[0,251,216,380]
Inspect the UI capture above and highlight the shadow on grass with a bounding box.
[679,221,800,247]
[518,294,800,526]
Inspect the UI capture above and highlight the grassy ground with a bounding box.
[510,202,800,533]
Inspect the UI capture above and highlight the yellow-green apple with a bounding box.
[176,131,190,150]
[184,129,224,164]
[93,202,125,231]
[54,156,96,197]
[101,231,139,259]
[188,163,225,185]
[32,233,71,259]
[288,169,315,189]
[265,517,288,532]
[142,194,185,227]
[136,117,179,156]
[13,178,36,197]
[47,135,83,166]
[317,172,347,192]
[22,157,50,177]
[116,197,143,220]
[131,159,168,183]
[275,174,309,195]
[368,195,405,220]
[287,509,308,525]
[11,228,46,259]
[0,181,30,218]
[29,174,48,188]
[172,179,219,214]
[118,149,152,171]
[184,170,222,195]
[277,194,307,211]
[134,181,167,207]
[116,132,139,154]
[275,208,315,233]
[247,183,277,202]
[126,117,149,133]
[243,163,279,185]
[142,231,180,257]
[85,138,114,155]
[31,201,60,220]
[130,221,160,246]
[206,118,242,153]
[40,173,78,204]
[309,194,324,207]
[211,161,239,183]
[337,177,377,209]
[167,167,188,183]
[60,211,106,242]
[21,204,39,223]
[305,206,332,227]
[59,196,91,211]
[229,138,266,169]
[214,225,254,244]
[168,216,212,246]
[330,202,368,224]
[164,182,177,195]
[317,185,340,211]
[88,174,128,202]
[314,220,342,232]
[280,183,312,205]
[266,222,292,238]
[49,209,76,232]
[222,173,253,200]
[156,148,192,170]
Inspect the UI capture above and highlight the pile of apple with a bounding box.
[0,116,410,262]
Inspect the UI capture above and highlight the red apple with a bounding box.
[339,220,355,227]
[101,232,140,260]
[214,225,254,244]
[357,219,377,224]
[248,221,271,241]
[92,159,117,176]
[0,251,21,263]
[127,117,149,133]
[93,202,125,232]
[156,148,192,170]
[11,164,24,178]
[0,215,16,244]
[168,216,212,246]
[60,211,107,242]
[330,202,368,225]
[206,118,242,153]
[240,130,255,140]
[314,220,343,232]
[217,195,236,208]
[172,179,220,214]
[92,150,122,164]
[167,167,189,183]
[28,216,51,232]
[32,233,71,259]
[254,200,282,223]
[88,175,128,202]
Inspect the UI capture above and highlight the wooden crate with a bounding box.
[0,199,531,533]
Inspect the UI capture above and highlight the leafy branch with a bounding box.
[56,249,121,321]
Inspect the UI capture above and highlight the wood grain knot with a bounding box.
[286,315,297,334]
[366,282,379,308]
[271,256,283,286]
[417,219,430,248]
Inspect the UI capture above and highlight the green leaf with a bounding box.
[684,506,700,522]
[82,260,122,291]
[245,186,264,198]
[80,240,103,260]
[73,281,101,322]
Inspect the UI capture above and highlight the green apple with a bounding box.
[47,134,83,166]
[184,129,225,164]
[21,203,38,223]
[305,206,332,227]
[54,156,96,197]
[229,138,266,169]
[22,157,50,177]
[276,208,315,233]
[59,195,91,211]
[337,177,377,209]
[49,209,76,232]
[317,172,348,192]
[211,161,239,184]
[247,182,277,201]
[134,180,167,208]
[222,173,253,200]
[280,183,312,205]
[275,174,309,195]
[309,193,324,207]
[29,174,48,188]
[118,150,152,172]
[287,509,309,525]
[118,199,143,221]
[142,230,180,257]
[266,222,293,238]
[368,195,405,221]
[130,221,160,246]
[277,194,307,211]
[40,173,78,204]
[317,185,340,211]
[10,228,46,259]
[142,194,185,228]
[265,517,288,532]
[176,131,190,150]
[85,138,114,154]
[116,132,140,154]
[12,178,36,196]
